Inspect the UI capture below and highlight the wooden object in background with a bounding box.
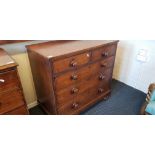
[140,83,155,115]
[0,40,31,45]
[27,40,119,115]
[0,48,29,115]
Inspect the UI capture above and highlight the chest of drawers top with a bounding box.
[0,48,17,71]
[26,40,119,59]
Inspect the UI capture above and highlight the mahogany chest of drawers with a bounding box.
[27,40,119,115]
[0,48,29,115]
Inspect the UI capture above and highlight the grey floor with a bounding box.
[29,79,146,115]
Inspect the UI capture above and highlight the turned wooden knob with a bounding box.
[98,88,104,93]
[102,52,109,57]
[71,88,79,94]
[101,63,107,67]
[72,102,79,109]
[71,74,78,80]
[99,74,105,80]
[70,60,77,67]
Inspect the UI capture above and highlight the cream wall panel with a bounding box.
[11,53,37,105]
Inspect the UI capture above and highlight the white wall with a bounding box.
[0,40,154,106]
[113,40,155,93]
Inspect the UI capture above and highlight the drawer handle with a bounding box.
[0,79,5,83]
[71,74,78,80]
[71,88,79,94]
[101,63,107,67]
[99,74,105,80]
[102,52,109,57]
[98,88,104,93]
[70,60,77,67]
[72,102,79,109]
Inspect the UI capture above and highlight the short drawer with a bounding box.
[92,44,117,61]
[0,70,20,93]
[5,106,29,115]
[53,52,91,74]
[0,90,25,114]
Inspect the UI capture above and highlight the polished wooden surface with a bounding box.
[0,49,29,115]
[0,48,17,70]
[0,90,25,114]
[5,106,28,115]
[53,52,90,73]
[0,40,30,45]
[0,70,20,92]
[54,65,91,91]
[27,49,56,114]
[27,40,118,115]
[92,44,116,61]
[27,40,118,58]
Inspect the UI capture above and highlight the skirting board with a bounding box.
[27,101,38,109]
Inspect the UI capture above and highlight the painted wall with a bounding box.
[0,40,154,106]
[113,40,155,93]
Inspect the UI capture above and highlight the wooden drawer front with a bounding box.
[54,65,91,91]
[54,56,114,92]
[56,68,112,109]
[58,100,81,115]
[0,90,25,114]
[83,68,112,99]
[92,44,117,61]
[5,106,29,115]
[58,91,92,115]
[91,56,115,74]
[53,52,91,74]
[56,79,93,108]
[94,67,113,85]
[57,81,111,115]
[0,70,20,93]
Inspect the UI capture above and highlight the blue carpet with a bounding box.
[82,79,146,115]
[29,79,146,115]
